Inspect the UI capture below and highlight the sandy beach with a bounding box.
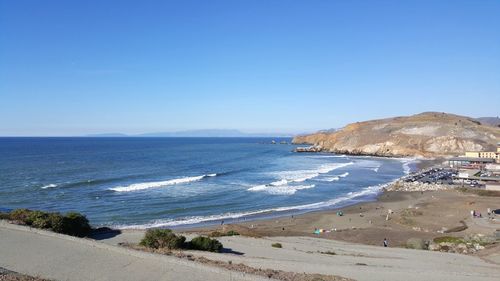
[184,190,500,248]
[93,189,500,281]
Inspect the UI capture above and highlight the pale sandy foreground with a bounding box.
[106,231,500,281]
[0,222,268,281]
[3,221,499,281]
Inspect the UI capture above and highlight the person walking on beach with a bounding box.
[383,238,388,247]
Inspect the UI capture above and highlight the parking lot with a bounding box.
[404,167,457,185]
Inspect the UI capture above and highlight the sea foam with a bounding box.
[248,162,353,195]
[109,174,217,192]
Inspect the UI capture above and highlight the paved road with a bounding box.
[0,222,267,281]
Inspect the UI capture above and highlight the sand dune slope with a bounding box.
[182,235,500,281]
[0,222,267,281]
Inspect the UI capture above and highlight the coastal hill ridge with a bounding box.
[293,112,500,158]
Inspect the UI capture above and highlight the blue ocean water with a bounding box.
[0,137,413,228]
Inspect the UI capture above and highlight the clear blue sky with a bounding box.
[1,0,499,136]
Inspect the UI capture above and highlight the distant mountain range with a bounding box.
[86,129,293,138]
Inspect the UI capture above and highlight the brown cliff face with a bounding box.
[292,112,500,158]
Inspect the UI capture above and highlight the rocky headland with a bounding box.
[293,112,500,158]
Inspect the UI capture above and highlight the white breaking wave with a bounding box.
[273,162,353,183]
[318,171,349,182]
[41,184,57,189]
[109,174,217,192]
[372,167,379,172]
[306,155,348,159]
[248,184,315,195]
[319,176,340,182]
[398,158,418,175]
[117,182,386,229]
[248,162,353,195]
[338,172,349,178]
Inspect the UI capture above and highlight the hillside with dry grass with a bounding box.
[293,112,500,158]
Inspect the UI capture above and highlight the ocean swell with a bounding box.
[248,184,316,195]
[117,181,386,229]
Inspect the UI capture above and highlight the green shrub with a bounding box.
[60,212,92,237]
[140,229,186,249]
[271,243,282,248]
[209,230,240,237]
[10,209,33,224]
[29,211,51,229]
[209,231,223,237]
[433,236,464,244]
[188,236,223,252]
[0,212,11,220]
[225,230,239,236]
[48,213,65,233]
[5,209,91,237]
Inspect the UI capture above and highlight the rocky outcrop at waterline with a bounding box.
[293,112,500,158]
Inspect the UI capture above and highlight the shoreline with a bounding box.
[88,188,500,281]
[113,156,429,231]
[177,188,499,251]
